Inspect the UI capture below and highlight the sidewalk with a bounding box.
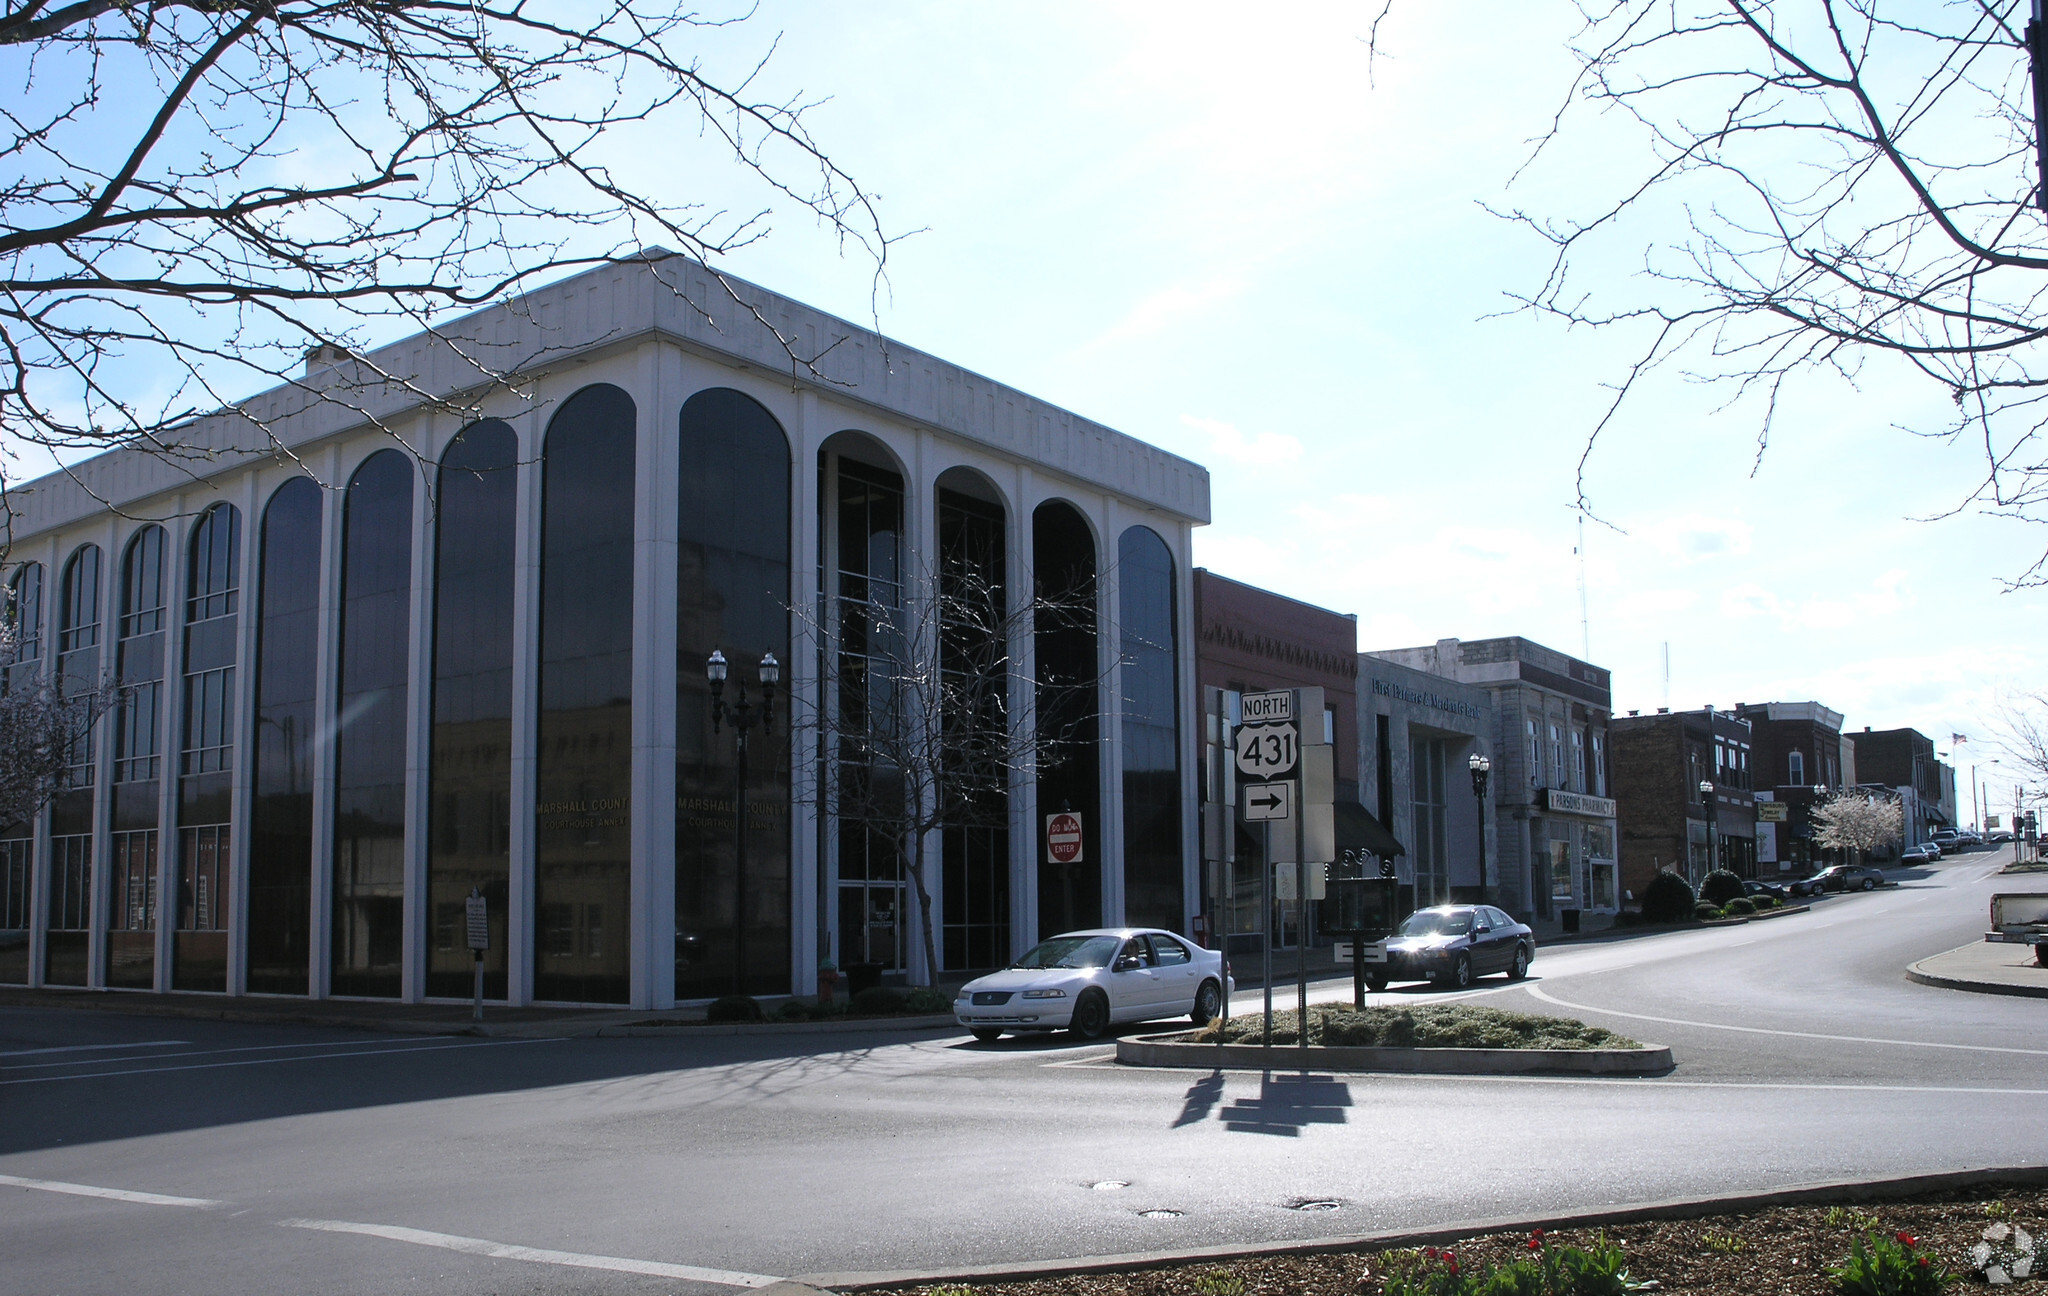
[1907,940,2048,999]
[0,985,650,1037]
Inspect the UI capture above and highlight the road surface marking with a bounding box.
[0,1039,190,1058]
[0,1174,220,1208]
[279,1218,784,1288]
[0,1037,437,1072]
[1526,983,2048,1057]
[0,1037,559,1085]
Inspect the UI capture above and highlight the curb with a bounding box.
[791,1164,2048,1292]
[596,1014,959,1037]
[1906,959,2048,1001]
[1113,1031,1673,1076]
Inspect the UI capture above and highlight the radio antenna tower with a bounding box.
[1576,515,1591,661]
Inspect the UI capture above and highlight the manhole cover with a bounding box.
[1288,1199,1343,1212]
[1138,1208,1183,1219]
[1087,1180,1130,1191]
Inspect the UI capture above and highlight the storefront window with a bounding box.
[1548,838,1573,902]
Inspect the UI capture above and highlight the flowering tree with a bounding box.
[1812,790,1905,862]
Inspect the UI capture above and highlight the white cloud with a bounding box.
[1173,414,1303,467]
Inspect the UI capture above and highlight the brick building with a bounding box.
[1612,707,1757,902]
[1733,700,1848,876]
[1851,727,1956,846]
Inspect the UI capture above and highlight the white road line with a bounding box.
[0,1173,220,1208]
[280,1218,784,1289]
[1525,983,2048,1057]
[0,1037,559,1085]
[0,1039,190,1059]
[1,1036,442,1072]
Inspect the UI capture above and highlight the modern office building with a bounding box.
[0,255,1209,1007]
[1367,637,1616,924]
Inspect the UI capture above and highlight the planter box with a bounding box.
[1116,1031,1673,1075]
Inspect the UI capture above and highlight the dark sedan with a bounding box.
[1743,879,1789,902]
[1359,904,1534,992]
[1792,863,1887,895]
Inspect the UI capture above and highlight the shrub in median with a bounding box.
[707,994,764,1023]
[850,985,906,1015]
[1202,1004,1638,1050]
[1639,871,1696,923]
[1694,901,1724,921]
[1723,896,1757,915]
[903,986,950,1014]
[1700,868,1746,907]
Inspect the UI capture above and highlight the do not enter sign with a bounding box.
[1046,812,1084,865]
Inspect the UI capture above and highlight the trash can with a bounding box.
[1561,908,1581,934]
[846,962,885,997]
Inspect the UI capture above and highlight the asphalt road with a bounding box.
[4,850,2045,1296]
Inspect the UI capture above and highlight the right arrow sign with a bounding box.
[1242,780,1292,822]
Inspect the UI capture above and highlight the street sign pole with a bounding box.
[465,887,489,1023]
[1296,689,1308,1057]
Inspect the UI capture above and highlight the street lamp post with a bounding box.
[708,648,779,996]
[1468,752,1491,906]
[1699,779,1717,881]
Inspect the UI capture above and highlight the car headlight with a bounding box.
[1020,988,1067,1000]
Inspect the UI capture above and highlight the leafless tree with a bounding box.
[0,2,887,522]
[1992,689,2048,789]
[1508,1,2048,582]
[790,546,1099,987]
[1812,787,1904,861]
[0,622,115,831]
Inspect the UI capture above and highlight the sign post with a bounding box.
[1235,691,1294,1048]
[465,887,489,1023]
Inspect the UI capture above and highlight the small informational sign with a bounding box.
[1235,722,1299,779]
[465,891,489,952]
[1240,690,1293,724]
[1758,802,1789,823]
[1242,780,1292,821]
[1046,812,1084,864]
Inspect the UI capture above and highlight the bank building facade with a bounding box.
[0,257,1207,1009]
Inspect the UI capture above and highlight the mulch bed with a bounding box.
[881,1184,2047,1296]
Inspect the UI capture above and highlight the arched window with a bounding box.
[676,389,790,999]
[1032,501,1099,937]
[109,526,168,990]
[177,502,240,991]
[333,451,412,998]
[937,468,1008,972]
[6,561,44,674]
[428,422,517,1001]
[46,544,102,986]
[1118,525,1182,933]
[249,479,322,995]
[0,561,42,984]
[536,385,636,1004]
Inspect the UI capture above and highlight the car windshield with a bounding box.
[1397,910,1472,937]
[1011,935,1122,970]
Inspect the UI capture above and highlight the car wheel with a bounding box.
[1069,989,1111,1040]
[969,1028,1003,1043]
[1448,953,1473,990]
[1365,973,1389,993]
[1861,878,1876,891]
[1190,979,1223,1026]
[1508,946,1530,981]
[2037,944,2048,970]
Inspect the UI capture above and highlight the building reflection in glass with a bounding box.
[110,525,167,989]
[1033,501,1099,938]
[428,422,516,999]
[675,389,789,1000]
[1119,525,1183,934]
[0,562,42,984]
[250,479,321,995]
[177,504,239,991]
[333,454,411,997]
[46,543,100,986]
[536,385,636,1004]
[937,471,1008,972]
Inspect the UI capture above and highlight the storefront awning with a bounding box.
[1335,800,1407,859]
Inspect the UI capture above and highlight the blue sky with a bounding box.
[17,3,2038,816]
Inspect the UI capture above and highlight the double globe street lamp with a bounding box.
[707,649,779,996]
[1467,752,1491,906]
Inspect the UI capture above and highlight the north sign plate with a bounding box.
[1235,722,1299,778]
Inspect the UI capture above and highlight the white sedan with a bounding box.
[953,928,1231,1042]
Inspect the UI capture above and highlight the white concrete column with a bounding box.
[505,407,543,1008]
[1096,503,1125,927]
[908,431,939,985]
[308,447,344,997]
[401,416,435,1002]
[1008,468,1038,955]
[226,471,260,994]
[789,392,822,994]
[636,343,680,1011]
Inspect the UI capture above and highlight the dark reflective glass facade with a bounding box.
[1118,526,1183,933]
[831,454,907,972]
[0,563,42,984]
[937,481,1008,971]
[676,390,790,999]
[333,453,412,997]
[249,480,321,995]
[1033,502,1100,938]
[177,504,239,991]
[536,385,635,1004]
[428,423,516,1000]
[109,526,167,989]
[46,546,101,985]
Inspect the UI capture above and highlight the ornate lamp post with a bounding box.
[1468,752,1491,906]
[708,648,779,996]
[1699,778,1717,880]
